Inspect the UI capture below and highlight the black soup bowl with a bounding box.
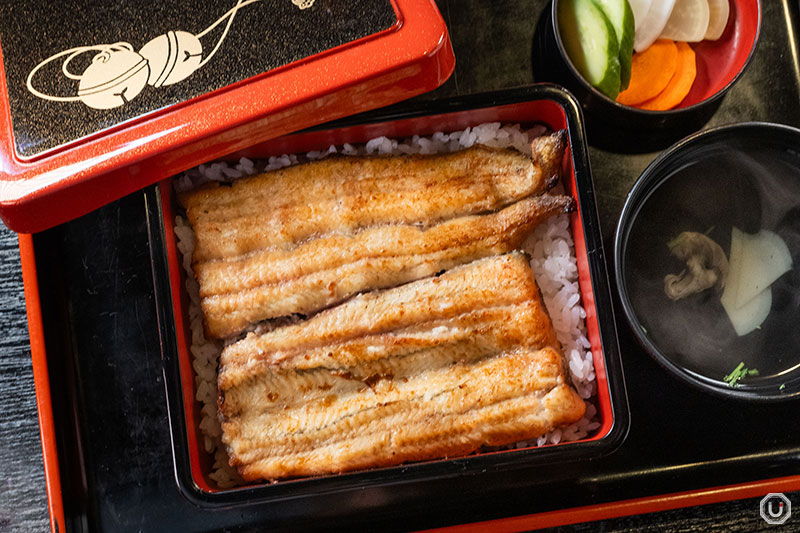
[615,122,800,401]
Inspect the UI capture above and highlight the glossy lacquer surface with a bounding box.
[1,0,396,156]
[0,0,454,233]
[6,0,800,532]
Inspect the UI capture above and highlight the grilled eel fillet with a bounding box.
[218,253,586,481]
[197,194,573,339]
[179,132,569,339]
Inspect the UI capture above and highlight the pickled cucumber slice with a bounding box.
[594,0,635,89]
[558,0,622,99]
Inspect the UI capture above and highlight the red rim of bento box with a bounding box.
[0,0,454,234]
[157,90,624,499]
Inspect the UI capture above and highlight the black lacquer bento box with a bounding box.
[148,85,629,508]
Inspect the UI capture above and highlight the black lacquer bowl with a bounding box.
[535,0,761,151]
[615,122,800,401]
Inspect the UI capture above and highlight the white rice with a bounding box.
[173,122,600,488]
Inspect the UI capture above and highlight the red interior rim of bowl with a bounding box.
[682,0,761,107]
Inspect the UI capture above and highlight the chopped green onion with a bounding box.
[723,362,758,388]
[723,362,744,382]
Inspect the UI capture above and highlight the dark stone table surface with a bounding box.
[1,1,799,531]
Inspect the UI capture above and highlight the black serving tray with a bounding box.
[30,1,800,531]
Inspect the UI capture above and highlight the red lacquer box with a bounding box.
[0,0,454,233]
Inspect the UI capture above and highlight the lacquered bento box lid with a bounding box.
[0,0,454,233]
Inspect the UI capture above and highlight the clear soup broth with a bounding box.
[623,132,800,394]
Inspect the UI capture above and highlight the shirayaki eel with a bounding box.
[218,253,586,481]
[178,132,571,339]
